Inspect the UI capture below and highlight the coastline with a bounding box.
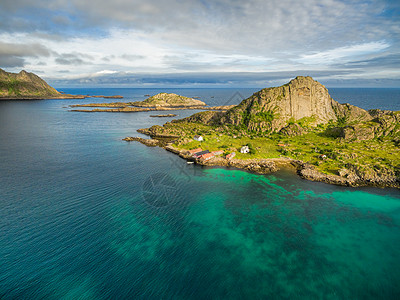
[69,104,234,112]
[124,136,400,189]
[0,94,86,100]
[0,94,124,101]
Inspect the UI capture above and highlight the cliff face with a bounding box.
[219,76,372,132]
[326,110,400,141]
[0,69,61,98]
[223,76,335,129]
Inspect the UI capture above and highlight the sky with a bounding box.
[0,0,399,87]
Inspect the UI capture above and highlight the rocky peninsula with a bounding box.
[125,77,399,188]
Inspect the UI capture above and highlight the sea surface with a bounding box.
[0,88,399,299]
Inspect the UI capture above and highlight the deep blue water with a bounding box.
[58,87,400,111]
[0,88,399,299]
[329,88,400,111]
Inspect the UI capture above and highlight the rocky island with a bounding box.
[126,76,400,188]
[150,114,178,118]
[70,92,206,112]
[131,92,206,108]
[70,93,234,112]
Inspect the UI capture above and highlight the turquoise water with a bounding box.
[0,89,399,299]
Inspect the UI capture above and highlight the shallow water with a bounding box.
[0,88,399,299]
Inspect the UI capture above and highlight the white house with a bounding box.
[194,135,203,142]
[240,146,250,153]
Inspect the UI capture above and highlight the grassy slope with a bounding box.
[0,70,60,98]
[157,121,399,176]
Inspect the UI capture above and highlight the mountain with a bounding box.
[177,76,399,141]
[184,76,372,132]
[136,77,399,188]
[0,68,62,99]
[132,92,206,107]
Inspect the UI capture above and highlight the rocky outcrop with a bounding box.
[176,110,225,125]
[298,162,399,188]
[279,123,306,136]
[180,76,372,133]
[137,127,179,139]
[123,137,159,146]
[150,114,177,118]
[132,92,206,108]
[325,110,400,142]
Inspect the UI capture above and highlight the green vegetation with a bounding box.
[134,93,205,107]
[296,116,317,128]
[137,77,399,183]
[0,77,21,96]
[151,120,399,177]
[240,110,275,132]
[0,69,61,98]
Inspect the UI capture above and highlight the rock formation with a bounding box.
[132,92,206,108]
[181,76,373,133]
[326,109,400,141]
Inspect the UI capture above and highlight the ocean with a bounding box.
[0,88,399,299]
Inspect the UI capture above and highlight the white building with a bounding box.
[194,135,203,142]
[240,146,250,153]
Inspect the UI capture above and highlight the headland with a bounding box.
[124,77,400,188]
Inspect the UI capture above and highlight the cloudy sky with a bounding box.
[0,0,399,87]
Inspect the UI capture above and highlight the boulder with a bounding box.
[279,123,306,136]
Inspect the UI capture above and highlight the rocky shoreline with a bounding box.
[70,105,204,112]
[69,104,233,112]
[1,94,124,100]
[0,94,87,100]
[150,114,177,117]
[123,136,399,189]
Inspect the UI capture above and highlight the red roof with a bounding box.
[189,148,203,154]
[226,152,236,159]
[200,153,214,160]
[212,150,224,155]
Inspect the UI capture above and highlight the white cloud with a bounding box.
[0,0,398,86]
[294,42,390,65]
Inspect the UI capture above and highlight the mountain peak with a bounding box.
[0,69,60,98]
[186,77,372,133]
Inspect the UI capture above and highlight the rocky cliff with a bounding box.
[326,109,400,141]
[182,76,372,133]
[0,68,61,99]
